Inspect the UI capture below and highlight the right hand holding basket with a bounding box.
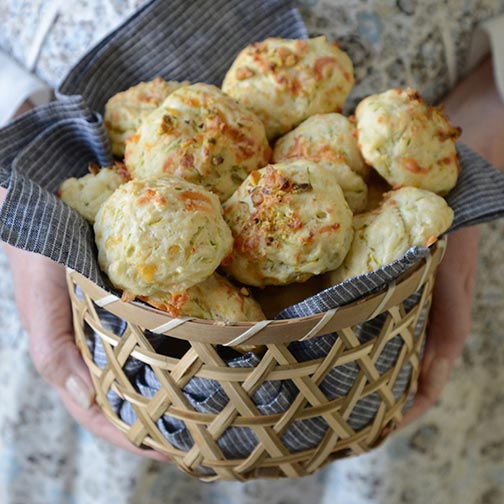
[400,55,504,428]
[399,225,480,429]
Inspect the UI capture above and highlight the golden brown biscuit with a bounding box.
[142,272,266,354]
[222,160,353,287]
[104,77,189,157]
[324,186,454,285]
[356,88,461,195]
[273,113,368,178]
[94,177,233,297]
[141,272,265,322]
[58,162,130,223]
[222,37,354,140]
[124,83,270,202]
[273,113,368,212]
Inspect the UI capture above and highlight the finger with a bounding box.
[424,226,480,360]
[398,357,452,430]
[60,393,171,462]
[30,330,96,409]
[396,291,459,430]
[420,290,468,370]
[396,227,480,430]
[4,249,172,461]
[22,257,96,409]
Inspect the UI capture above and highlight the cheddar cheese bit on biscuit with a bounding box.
[273,113,368,212]
[141,272,265,322]
[104,77,189,157]
[223,160,353,287]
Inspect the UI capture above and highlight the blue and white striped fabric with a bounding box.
[1,0,504,467]
[86,289,426,468]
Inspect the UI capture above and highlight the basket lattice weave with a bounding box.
[67,237,446,481]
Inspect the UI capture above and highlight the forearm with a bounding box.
[442,56,504,168]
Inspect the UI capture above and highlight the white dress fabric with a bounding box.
[0,1,504,503]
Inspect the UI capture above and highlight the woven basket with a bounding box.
[67,236,446,481]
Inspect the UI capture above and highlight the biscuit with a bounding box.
[324,186,454,285]
[273,113,368,178]
[273,113,368,212]
[124,83,270,202]
[94,177,233,296]
[356,88,461,195]
[222,160,353,287]
[104,77,188,157]
[58,162,129,223]
[222,37,354,140]
[141,272,265,322]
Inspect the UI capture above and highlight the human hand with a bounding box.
[1,238,169,461]
[398,52,503,429]
[399,225,480,428]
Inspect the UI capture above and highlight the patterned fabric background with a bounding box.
[2,0,504,104]
[0,0,504,503]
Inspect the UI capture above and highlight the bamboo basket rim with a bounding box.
[67,237,447,347]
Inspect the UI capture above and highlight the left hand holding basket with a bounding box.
[1,240,170,461]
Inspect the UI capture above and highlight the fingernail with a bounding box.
[427,357,451,392]
[65,375,94,409]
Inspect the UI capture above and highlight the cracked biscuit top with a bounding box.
[58,162,129,223]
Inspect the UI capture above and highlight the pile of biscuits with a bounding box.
[59,36,458,327]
